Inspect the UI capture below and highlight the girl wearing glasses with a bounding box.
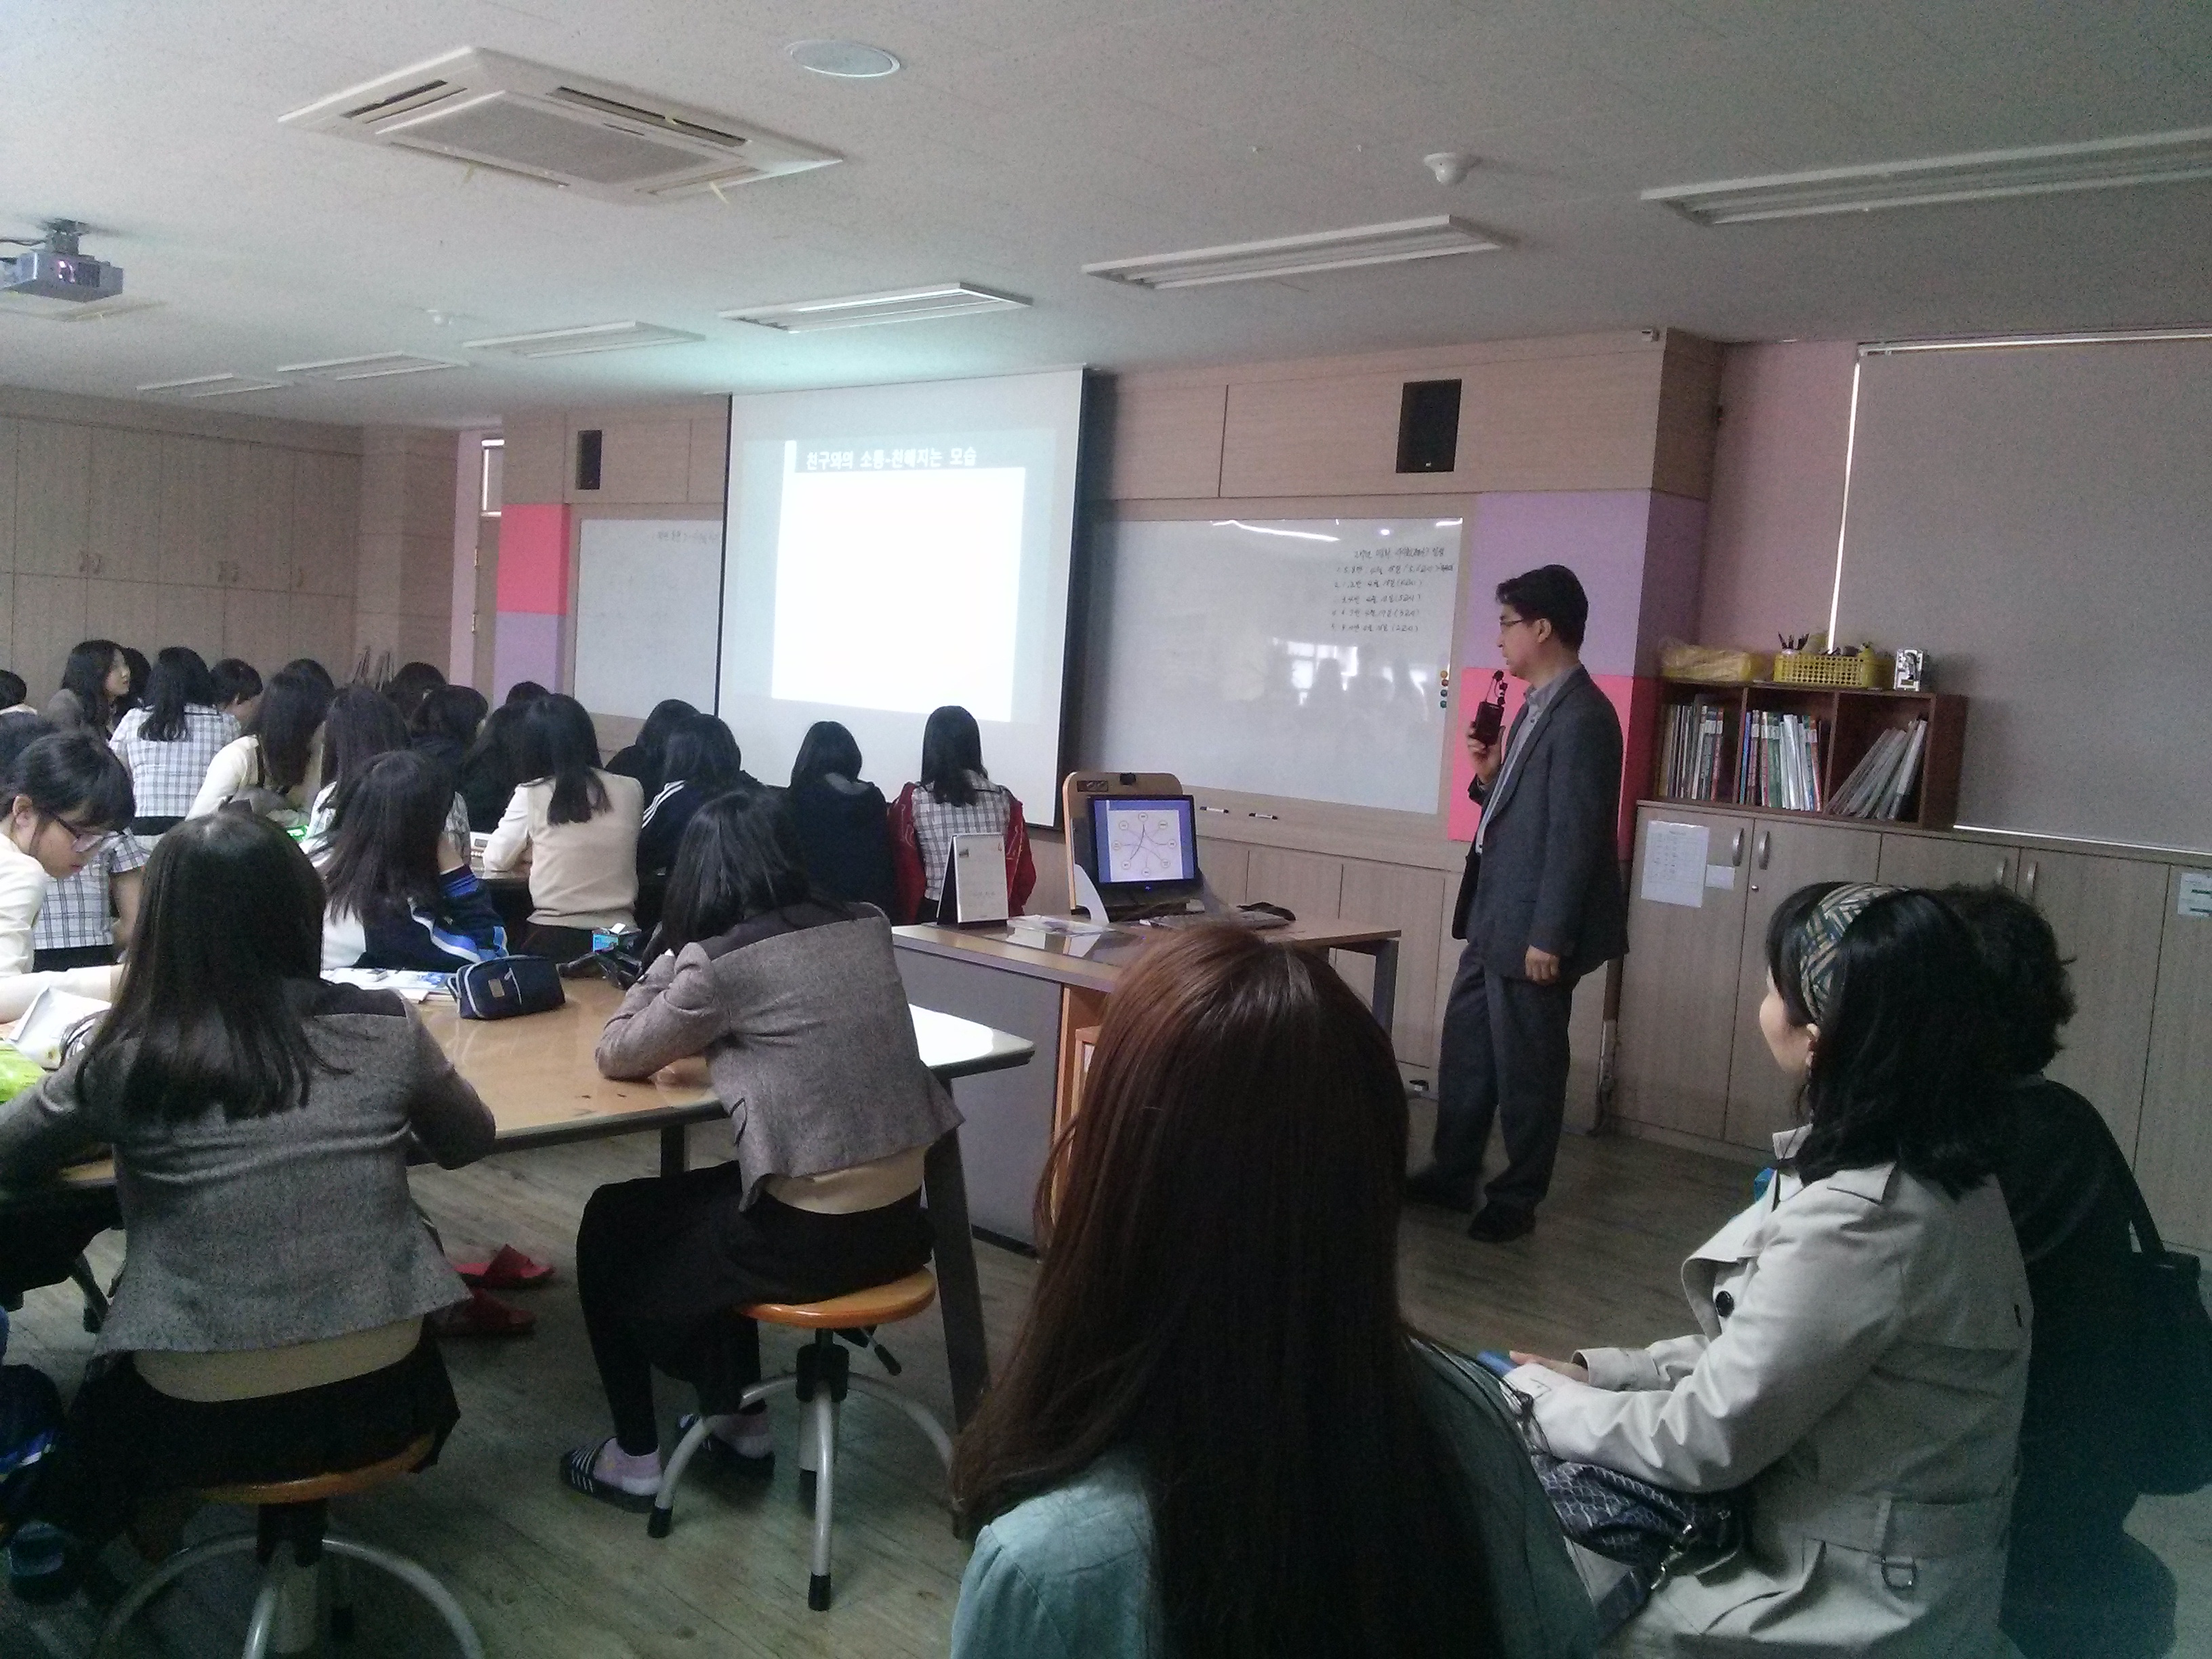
[1,729,137,1021]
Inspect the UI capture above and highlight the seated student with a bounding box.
[43,640,129,737]
[0,814,495,1557]
[888,705,1036,923]
[786,720,896,916]
[949,927,1595,1659]
[208,657,262,727]
[300,687,470,860]
[638,714,754,880]
[281,657,335,691]
[7,701,148,977]
[411,683,489,794]
[565,790,960,1509]
[504,680,550,707]
[1942,884,2175,1658]
[605,698,696,797]
[1504,884,2030,1658]
[459,701,529,832]
[188,666,330,820]
[0,731,136,1309]
[0,671,32,716]
[382,660,446,724]
[110,647,241,836]
[482,693,642,958]
[321,752,506,972]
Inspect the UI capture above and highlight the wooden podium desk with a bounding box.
[892,916,1400,1248]
[22,977,1033,1429]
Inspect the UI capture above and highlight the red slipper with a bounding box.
[428,1286,537,1338]
[455,1244,554,1290]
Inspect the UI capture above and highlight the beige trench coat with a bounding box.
[1507,1132,2031,1657]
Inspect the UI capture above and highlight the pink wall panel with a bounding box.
[495,502,571,616]
[1695,341,1855,649]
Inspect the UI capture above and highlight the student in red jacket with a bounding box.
[888,706,1035,924]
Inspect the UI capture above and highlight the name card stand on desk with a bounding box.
[944,832,1011,927]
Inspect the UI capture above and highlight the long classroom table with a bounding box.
[21,977,1034,1427]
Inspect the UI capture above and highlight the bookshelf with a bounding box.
[1648,680,1967,830]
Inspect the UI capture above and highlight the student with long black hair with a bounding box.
[382,660,446,723]
[188,666,331,819]
[209,658,262,726]
[636,714,755,880]
[459,701,529,832]
[300,687,470,859]
[482,693,642,957]
[0,814,495,1555]
[605,697,696,797]
[565,790,960,1510]
[43,640,130,736]
[321,752,506,972]
[888,705,1035,922]
[111,647,240,834]
[1506,884,2030,1656]
[950,926,1592,1659]
[786,720,895,914]
[411,684,488,794]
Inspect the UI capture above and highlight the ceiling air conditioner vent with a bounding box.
[281,47,839,203]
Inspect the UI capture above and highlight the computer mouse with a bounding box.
[1242,902,1296,922]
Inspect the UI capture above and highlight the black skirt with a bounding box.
[30,1333,459,1546]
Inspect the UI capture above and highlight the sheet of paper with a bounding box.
[1705,863,1737,890]
[1641,821,1711,909]
[2179,871,2212,919]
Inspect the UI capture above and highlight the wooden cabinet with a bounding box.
[0,417,18,571]
[1614,806,1750,1141]
[1875,834,2015,890]
[15,420,91,578]
[1339,861,1447,1063]
[1195,837,1252,903]
[1101,382,1227,500]
[228,444,295,591]
[12,575,87,694]
[86,579,167,661]
[291,450,360,596]
[88,428,163,583]
[224,587,293,670]
[2018,850,2167,1155]
[2137,867,2212,1251]
[287,591,356,677]
[158,436,228,589]
[1246,847,1344,924]
[1723,817,1883,1148]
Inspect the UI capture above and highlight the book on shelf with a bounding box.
[1832,719,1929,821]
[1659,698,1729,802]
[1734,710,1828,813]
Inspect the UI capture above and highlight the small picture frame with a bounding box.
[1892,649,1925,692]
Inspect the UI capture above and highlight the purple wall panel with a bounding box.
[1463,491,1652,678]
[492,611,562,705]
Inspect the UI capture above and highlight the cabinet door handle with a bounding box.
[1756,830,1771,869]
[1996,859,2009,886]
[1729,829,1744,866]
[2023,861,2039,901]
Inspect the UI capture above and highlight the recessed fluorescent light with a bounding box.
[1086,216,1505,289]
[276,352,468,380]
[1645,125,2212,224]
[137,373,290,398]
[1860,325,2212,355]
[461,321,704,358]
[1212,520,1340,542]
[785,39,901,79]
[721,283,1030,331]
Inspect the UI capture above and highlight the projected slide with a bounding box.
[768,441,1026,718]
[718,370,1085,817]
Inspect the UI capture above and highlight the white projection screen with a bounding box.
[718,369,1086,817]
[1836,340,2212,853]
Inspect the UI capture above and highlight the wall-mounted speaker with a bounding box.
[1395,380,1461,474]
[575,428,603,492]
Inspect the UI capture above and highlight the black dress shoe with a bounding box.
[1404,1169,1476,1212]
[1466,1206,1536,1244]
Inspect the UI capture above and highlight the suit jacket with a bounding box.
[1451,664,1628,978]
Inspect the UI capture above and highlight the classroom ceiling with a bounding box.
[4,0,2209,428]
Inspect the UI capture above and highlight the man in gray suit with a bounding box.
[1410,565,1627,1242]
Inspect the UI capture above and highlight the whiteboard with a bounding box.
[1080,516,1462,813]
[573,519,723,720]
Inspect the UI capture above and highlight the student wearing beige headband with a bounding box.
[1505,883,2032,1656]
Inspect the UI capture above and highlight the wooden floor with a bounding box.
[6,1111,2206,1656]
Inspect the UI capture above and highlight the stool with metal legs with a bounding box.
[92,1433,483,1658]
[648,1269,951,1611]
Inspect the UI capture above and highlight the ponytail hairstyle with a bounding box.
[518,694,609,826]
[142,647,220,743]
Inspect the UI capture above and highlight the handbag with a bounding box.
[2122,1184,2212,1496]
[453,956,565,1021]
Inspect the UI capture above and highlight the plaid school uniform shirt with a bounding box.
[34,832,152,954]
[112,705,242,821]
[912,776,1014,902]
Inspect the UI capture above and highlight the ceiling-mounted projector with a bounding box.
[3,221,123,302]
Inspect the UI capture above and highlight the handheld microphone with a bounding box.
[1469,670,1506,746]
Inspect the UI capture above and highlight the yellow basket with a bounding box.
[1770,649,1889,689]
